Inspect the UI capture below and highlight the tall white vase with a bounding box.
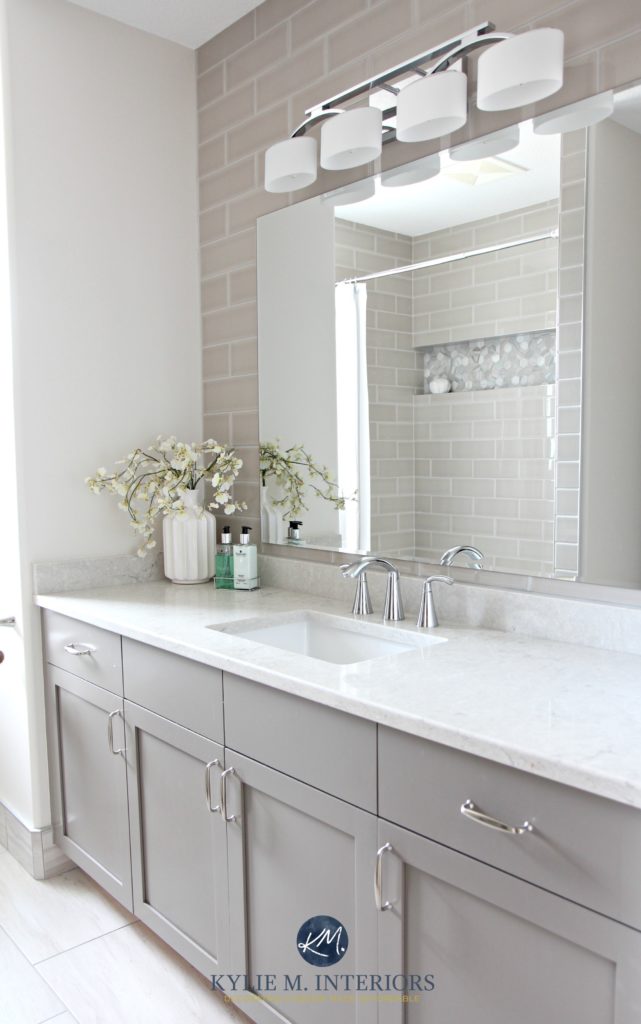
[162,489,216,584]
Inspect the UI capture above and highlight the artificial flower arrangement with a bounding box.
[86,436,245,556]
[259,440,349,519]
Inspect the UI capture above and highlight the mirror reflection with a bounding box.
[257,82,641,590]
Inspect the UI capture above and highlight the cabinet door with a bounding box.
[376,819,641,1024]
[45,665,132,909]
[125,701,228,979]
[224,749,379,1024]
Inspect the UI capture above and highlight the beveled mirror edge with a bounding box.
[258,75,641,608]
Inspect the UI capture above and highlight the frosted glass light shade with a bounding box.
[533,91,614,134]
[381,153,441,187]
[477,28,564,111]
[320,107,382,170]
[264,136,317,193]
[396,70,468,143]
[450,124,520,161]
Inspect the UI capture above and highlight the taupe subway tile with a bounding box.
[200,157,255,213]
[203,301,257,346]
[231,339,258,376]
[201,274,227,312]
[198,135,226,178]
[203,343,230,380]
[292,0,367,49]
[328,0,413,70]
[201,229,255,278]
[197,12,255,75]
[197,64,224,110]
[257,42,325,112]
[199,82,254,143]
[204,374,258,415]
[228,103,289,162]
[226,24,289,91]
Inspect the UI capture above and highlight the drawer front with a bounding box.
[122,638,223,743]
[43,610,123,695]
[379,726,641,930]
[224,673,377,812]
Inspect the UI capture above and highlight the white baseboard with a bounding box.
[0,802,74,879]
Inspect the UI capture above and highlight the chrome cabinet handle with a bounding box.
[205,759,221,813]
[461,799,533,836]
[107,709,125,756]
[64,642,96,656]
[0,617,16,627]
[374,842,393,911]
[220,766,239,823]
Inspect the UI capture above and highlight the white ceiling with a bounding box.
[66,0,267,49]
[335,121,561,236]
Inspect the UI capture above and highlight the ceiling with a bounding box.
[67,0,267,49]
[335,121,561,237]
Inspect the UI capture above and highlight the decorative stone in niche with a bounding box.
[423,329,555,393]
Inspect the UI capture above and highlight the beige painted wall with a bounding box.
[196,0,641,552]
[2,0,201,827]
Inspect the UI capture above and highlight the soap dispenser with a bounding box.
[215,525,234,590]
[287,520,304,545]
[233,526,259,590]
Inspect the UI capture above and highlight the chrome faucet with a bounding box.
[340,558,404,621]
[417,575,454,628]
[440,545,484,569]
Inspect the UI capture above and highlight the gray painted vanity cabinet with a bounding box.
[41,611,641,1024]
[43,613,132,910]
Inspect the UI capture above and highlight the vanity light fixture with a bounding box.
[381,153,441,188]
[264,21,565,194]
[449,124,520,161]
[532,90,614,135]
[321,178,376,207]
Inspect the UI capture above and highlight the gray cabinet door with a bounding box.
[45,665,132,909]
[224,748,379,1024]
[376,819,641,1024]
[125,701,228,979]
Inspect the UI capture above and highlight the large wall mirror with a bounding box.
[257,81,641,592]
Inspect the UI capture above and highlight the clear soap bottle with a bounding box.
[215,525,234,589]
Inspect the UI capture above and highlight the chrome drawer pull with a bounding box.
[107,709,125,756]
[205,759,221,813]
[64,642,96,656]
[0,617,16,627]
[461,800,533,836]
[374,842,393,911]
[220,766,239,824]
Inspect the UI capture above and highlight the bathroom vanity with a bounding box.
[37,582,641,1023]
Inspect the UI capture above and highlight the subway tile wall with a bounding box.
[197,0,641,561]
[335,218,422,556]
[414,385,556,575]
[412,202,559,347]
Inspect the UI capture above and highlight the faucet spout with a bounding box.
[440,545,484,569]
[340,557,404,621]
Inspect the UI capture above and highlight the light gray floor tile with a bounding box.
[0,925,65,1024]
[0,855,134,963]
[37,922,245,1024]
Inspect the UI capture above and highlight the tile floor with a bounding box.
[0,846,245,1024]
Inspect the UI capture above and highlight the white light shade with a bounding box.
[320,108,382,170]
[449,124,520,161]
[264,136,317,193]
[381,153,441,187]
[533,91,614,134]
[396,70,468,143]
[477,28,564,111]
[322,178,376,207]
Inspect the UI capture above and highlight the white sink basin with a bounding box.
[208,611,446,665]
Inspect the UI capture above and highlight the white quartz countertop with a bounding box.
[36,581,641,810]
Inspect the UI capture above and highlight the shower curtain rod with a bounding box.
[338,228,559,286]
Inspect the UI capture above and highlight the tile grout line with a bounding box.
[0,921,71,1021]
[33,919,138,969]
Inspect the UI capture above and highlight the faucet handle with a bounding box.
[340,564,373,615]
[417,575,454,629]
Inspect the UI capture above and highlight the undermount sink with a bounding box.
[208,610,446,665]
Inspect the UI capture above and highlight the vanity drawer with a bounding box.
[43,610,123,695]
[223,673,377,812]
[122,639,223,743]
[379,726,641,930]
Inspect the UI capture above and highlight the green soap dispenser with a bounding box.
[215,525,234,589]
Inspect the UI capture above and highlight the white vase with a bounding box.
[162,489,216,584]
[260,481,281,544]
